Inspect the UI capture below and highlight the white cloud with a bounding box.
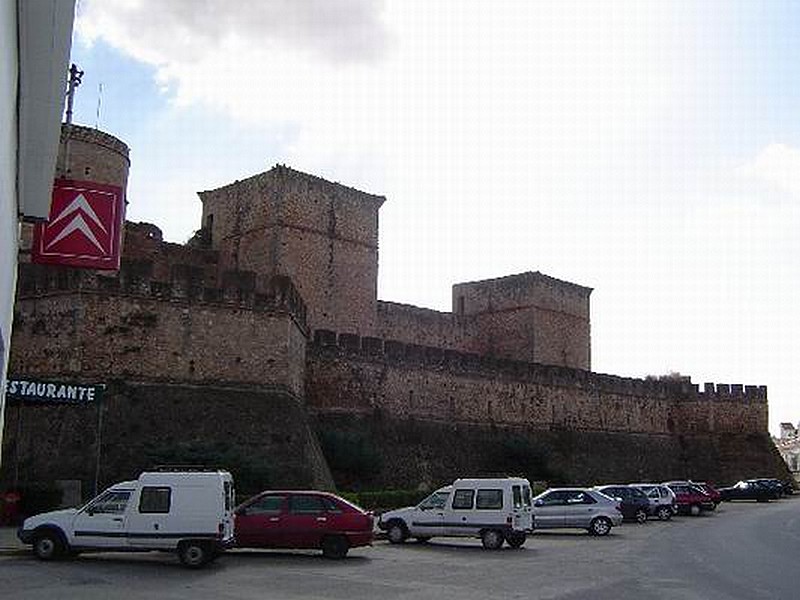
[738,143,800,197]
[76,0,391,66]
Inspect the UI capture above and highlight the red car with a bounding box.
[691,482,722,508]
[664,482,715,516]
[234,491,374,558]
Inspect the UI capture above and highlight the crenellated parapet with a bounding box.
[309,329,767,403]
[16,261,308,330]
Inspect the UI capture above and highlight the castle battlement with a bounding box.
[16,262,308,330]
[310,329,766,403]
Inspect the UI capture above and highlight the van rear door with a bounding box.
[512,484,534,531]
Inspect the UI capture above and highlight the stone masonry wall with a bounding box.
[12,264,309,397]
[313,412,787,489]
[55,124,130,189]
[453,272,592,369]
[198,165,384,335]
[1,382,333,498]
[377,273,594,370]
[376,301,480,351]
[306,331,767,436]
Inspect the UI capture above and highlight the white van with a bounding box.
[18,468,235,568]
[378,477,534,549]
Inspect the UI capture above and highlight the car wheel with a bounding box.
[505,532,526,549]
[656,506,672,521]
[33,530,65,561]
[481,529,504,550]
[178,541,210,569]
[386,521,408,544]
[589,517,612,536]
[635,509,648,524]
[321,535,349,559]
[690,504,701,516]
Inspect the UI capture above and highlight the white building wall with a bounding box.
[0,0,75,470]
[0,0,20,463]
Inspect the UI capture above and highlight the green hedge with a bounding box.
[339,489,429,511]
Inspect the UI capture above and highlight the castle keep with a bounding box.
[2,125,789,496]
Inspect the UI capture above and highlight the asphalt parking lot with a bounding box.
[2,499,799,600]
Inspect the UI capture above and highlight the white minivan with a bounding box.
[378,477,534,549]
[18,468,235,568]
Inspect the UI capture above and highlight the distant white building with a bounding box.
[775,422,800,475]
[0,0,75,468]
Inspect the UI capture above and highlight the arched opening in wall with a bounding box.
[667,417,675,433]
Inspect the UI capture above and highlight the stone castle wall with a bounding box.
[375,271,593,371]
[12,263,309,397]
[5,156,786,494]
[2,382,333,496]
[376,301,480,352]
[306,330,767,436]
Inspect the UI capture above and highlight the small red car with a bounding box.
[234,491,373,558]
[691,482,722,508]
[664,482,715,516]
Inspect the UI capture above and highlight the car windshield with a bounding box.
[82,488,133,514]
[418,490,450,510]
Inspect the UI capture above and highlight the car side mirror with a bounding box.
[534,499,543,507]
[235,508,247,517]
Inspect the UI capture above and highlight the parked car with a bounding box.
[378,477,534,549]
[594,485,651,523]
[629,483,676,520]
[748,478,786,499]
[532,488,623,536]
[691,482,721,508]
[234,490,373,558]
[17,468,235,568]
[717,480,775,503]
[663,481,715,515]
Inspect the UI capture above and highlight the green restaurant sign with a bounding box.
[5,378,105,404]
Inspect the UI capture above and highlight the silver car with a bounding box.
[532,488,623,536]
[630,483,677,520]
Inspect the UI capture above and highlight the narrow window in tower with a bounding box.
[205,214,214,245]
[457,295,465,315]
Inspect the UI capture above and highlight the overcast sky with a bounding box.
[69,0,800,434]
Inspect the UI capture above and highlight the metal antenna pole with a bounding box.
[65,63,84,124]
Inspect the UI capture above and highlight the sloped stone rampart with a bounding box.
[313,413,790,489]
[1,382,333,496]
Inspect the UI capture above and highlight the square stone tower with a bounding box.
[198,165,385,335]
[452,271,592,370]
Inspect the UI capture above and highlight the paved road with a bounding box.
[2,499,798,599]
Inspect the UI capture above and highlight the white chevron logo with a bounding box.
[45,193,108,253]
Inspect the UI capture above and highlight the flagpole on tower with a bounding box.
[65,63,84,125]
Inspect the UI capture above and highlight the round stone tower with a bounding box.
[56,123,130,189]
[18,124,131,261]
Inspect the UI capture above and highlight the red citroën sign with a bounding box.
[32,179,125,270]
